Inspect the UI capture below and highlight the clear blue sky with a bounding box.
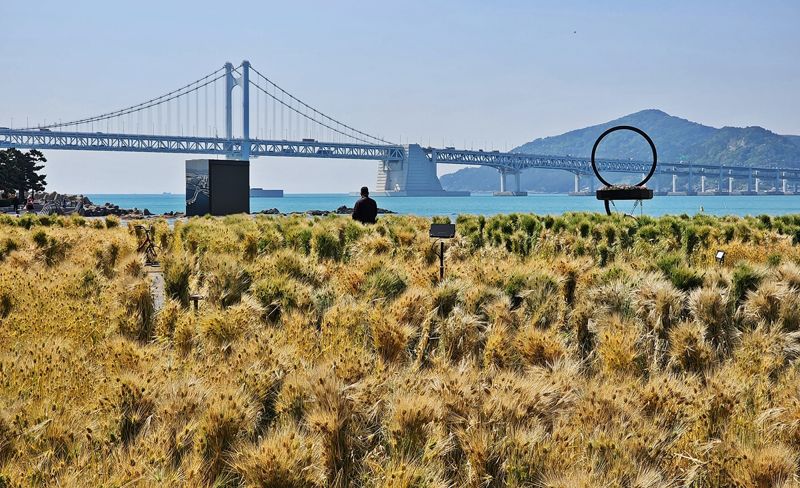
[1,0,798,193]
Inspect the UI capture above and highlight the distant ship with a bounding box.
[249,188,284,197]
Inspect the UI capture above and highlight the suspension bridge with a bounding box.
[2,60,799,196]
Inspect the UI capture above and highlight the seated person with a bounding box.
[352,186,377,224]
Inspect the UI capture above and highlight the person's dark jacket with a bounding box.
[352,196,377,224]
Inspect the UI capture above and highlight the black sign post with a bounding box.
[429,223,456,281]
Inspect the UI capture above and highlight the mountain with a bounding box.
[440,109,800,193]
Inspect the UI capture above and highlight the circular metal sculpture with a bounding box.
[591,125,657,216]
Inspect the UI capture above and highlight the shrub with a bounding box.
[286,227,313,254]
[595,315,645,377]
[683,224,700,256]
[200,309,243,348]
[743,281,784,326]
[173,314,197,354]
[779,292,800,332]
[163,254,192,307]
[362,268,407,301]
[387,393,442,456]
[94,241,120,277]
[597,243,612,267]
[233,424,324,487]
[115,375,155,446]
[667,266,704,292]
[767,252,782,267]
[433,281,461,318]
[105,215,120,229]
[311,228,342,261]
[503,273,528,302]
[731,262,764,306]
[119,279,155,342]
[253,276,310,321]
[657,253,703,291]
[636,224,659,242]
[668,322,713,373]
[73,268,102,299]
[195,391,256,483]
[32,230,69,266]
[515,326,566,368]
[371,312,414,363]
[155,299,181,339]
[0,287,13,319]
[0,238,19,261]
[438,308,484,362]
[206,260,252,309]
[578,220,591,238]
[689,287,735,354]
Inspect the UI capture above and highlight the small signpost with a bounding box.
[429,223,456,280]
[592,125,657,216]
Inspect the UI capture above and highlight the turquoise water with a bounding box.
[86,193,800,218]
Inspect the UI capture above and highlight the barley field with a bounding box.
[3,211,800,487]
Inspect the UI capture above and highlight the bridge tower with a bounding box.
[224,60,251,159]
[224,62,235,155]
[241,60,250,160]
[374,144,467,196]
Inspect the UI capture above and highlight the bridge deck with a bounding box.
[1,129,798,179]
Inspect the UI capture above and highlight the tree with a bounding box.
[0,148,47,206]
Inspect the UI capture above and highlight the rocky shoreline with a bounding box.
[255,205,396,217]
[4,192,395,219]
[13,191,185,218]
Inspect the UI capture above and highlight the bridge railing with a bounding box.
[426,147,800,180]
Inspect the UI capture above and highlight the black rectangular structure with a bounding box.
[186,159,250,216]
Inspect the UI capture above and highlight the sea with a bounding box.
[86,193,800,218]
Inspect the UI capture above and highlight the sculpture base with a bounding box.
[596,186,654,201]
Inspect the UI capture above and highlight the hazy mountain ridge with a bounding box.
[441,109,800,193]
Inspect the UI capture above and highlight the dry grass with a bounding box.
[2,211,800,486]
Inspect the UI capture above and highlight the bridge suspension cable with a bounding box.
[248,65,393,145]
[23,66,227,133]
[17,60,396,147]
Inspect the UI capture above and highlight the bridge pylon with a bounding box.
[373,144,468,196]
[224,63,235,155]
[223,61,251,159]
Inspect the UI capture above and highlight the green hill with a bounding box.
[441,109,800,193]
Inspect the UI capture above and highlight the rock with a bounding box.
[143,208,152,216]
[258,208,281,215]
[332,205,395,215]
